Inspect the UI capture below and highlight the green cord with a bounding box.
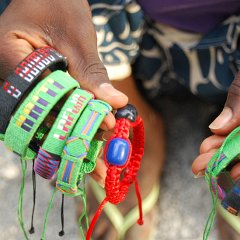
[41,188,57,240]
[18,158,28,239]
[78,176,89,238]
[204,126,240,239]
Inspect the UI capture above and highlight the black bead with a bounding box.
[115,104,138,122]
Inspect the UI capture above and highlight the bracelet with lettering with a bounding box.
[34,88,94,179]
[56,99,112,196]
[4,70,78,160]
[0,46,68,134]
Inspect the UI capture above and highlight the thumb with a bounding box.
[209,71,240,135]
[51,5,128,110]
[58,43,128,110]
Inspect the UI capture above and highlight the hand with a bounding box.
[0,0,128,185]
[192,71,240,180]
[0,0,128,130]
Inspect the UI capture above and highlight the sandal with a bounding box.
[217,203,240,239]
[88,179,160,240]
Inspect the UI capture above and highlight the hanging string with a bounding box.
[41,188,57,240]
[86,198,108,240]
[134,180,143,225]
[78,176,89,239]
[29,160,36,234]
[203,178,219,240]
[203,127,240,239]
[18,158,28,239]
[58,194,65,237]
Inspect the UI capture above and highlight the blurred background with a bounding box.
[0,95,219,240]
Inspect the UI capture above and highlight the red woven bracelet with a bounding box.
[86,104,145,239]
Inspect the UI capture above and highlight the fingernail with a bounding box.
[101,123,108,131]
[209,107,232,129]
[194,170,205,178]
[99,181,105,188]
[100,83,125,97]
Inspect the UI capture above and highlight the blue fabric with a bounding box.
[137,0,240,33]
[89,0,143,67]
[133,16,240,104]
[89,0,240,106]
[0,0,10,14]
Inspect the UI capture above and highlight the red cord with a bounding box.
[86,111,144,239]
[86,198,108,239]
[135,180,143,225]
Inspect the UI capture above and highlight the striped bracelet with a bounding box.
[4,70,78,160]
[56,99,112,196]
[34,88,94,179]
[0,46,67,134]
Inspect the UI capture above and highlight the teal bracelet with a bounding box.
[4,70,78,160]
[34,88,94,179]
[56,99,112,196]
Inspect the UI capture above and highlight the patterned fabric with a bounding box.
[1,1,240,105]
[89,0,143,80]
[133,16,240,104]
[89,0,240,106]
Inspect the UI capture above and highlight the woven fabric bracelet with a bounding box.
[0,46,67,135]
[86,104,145,240]
[205,126,240,200]
[203,126,240,240]
[4,70,78,160]
[56,99,112,196]
[83,139,104,174]
[34,88,94,179]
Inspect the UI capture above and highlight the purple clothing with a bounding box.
[137,0,240,33]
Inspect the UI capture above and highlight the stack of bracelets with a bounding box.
[204,126,240,240]
[0,47,145,239]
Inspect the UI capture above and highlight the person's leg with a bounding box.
[84,75,165,240]
[75,2,165,238]
[113,76,165,239]
[218,213,240,240]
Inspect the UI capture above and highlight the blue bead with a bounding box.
[106,138,130,166]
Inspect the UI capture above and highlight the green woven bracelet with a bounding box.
[34,88,94,179]
[56,99,112,196]
[83,139,104,174]
[203,126,240,240]
[4,70,78,160]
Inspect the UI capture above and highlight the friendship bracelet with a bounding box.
[34,88,94,179]
[56,99,112,196]
[204,126,240,239]
[206,126,240,201]
[86,104,145,240]
[4,70,78,160]
[0,46,68,134]
[82,139,104,174]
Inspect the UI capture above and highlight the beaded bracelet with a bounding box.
[4,70,78,160]
[56,99,112,196]
[34,88,94,179]
[0,46,67,134]
[87,104,145,239]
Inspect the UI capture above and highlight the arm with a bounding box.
[0,0,129,183]
[0,0,128,129]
